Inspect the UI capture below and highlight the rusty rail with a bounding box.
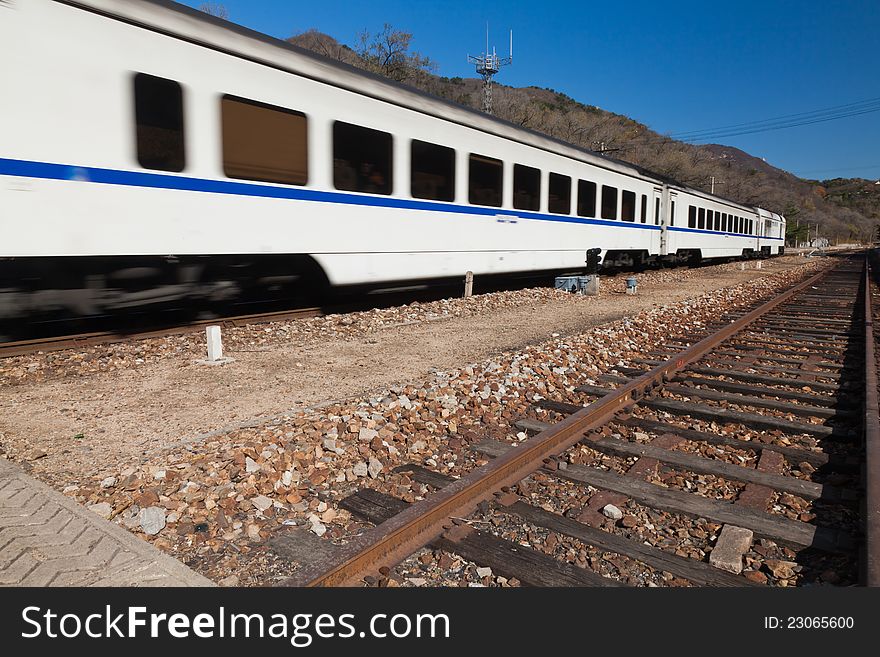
[288,266,831,587]
[0,307,323,358]
[864,259,880,586]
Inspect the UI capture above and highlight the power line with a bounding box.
[619,96,880,147]
[676,104,880,142]
[667,96,880,140]
[793,163,880,176]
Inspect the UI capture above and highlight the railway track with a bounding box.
[0,307,324,358]
[287,254,876,587]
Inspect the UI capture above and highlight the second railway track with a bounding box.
[287,254,877,587]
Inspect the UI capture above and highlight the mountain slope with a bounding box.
[286,30,878,243]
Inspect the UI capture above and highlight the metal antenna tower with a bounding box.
[467,24,512,114]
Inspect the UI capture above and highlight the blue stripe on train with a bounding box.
[0,156,783,240]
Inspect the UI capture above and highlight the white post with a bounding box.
[206,325,223,361]
[755,260,763,269]
[739,262,746,270]
[464,271,474,298]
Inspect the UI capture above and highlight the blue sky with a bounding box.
[180,0,880,181]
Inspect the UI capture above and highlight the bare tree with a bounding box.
[355,24,436,83]
[198,3,228,20]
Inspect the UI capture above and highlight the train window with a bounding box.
[134,73,185,172]
[513,164,541,211]
[221,96,307,186]
[577,180,597,218]
[654,197,660,225]
[548,173,571,215]
[721,213,727,232]
[468,153,503,207]
[698,208,705,229]
[411,139,455,201]
[707,210,715,230]
[641,194,647,223]
[333,121,393,195]
[601,185,617,220]
[669,200,675,226]
[749,219,754,234]
[621,190,636,222]
[688,205,697,228]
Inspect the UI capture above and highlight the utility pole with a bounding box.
[710,176,724,194]
[593,141,621,155]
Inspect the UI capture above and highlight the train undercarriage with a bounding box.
[0,247,783,340]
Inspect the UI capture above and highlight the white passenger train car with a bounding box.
[0,0,785,324]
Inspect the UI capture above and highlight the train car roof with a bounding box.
[58,0,772,216]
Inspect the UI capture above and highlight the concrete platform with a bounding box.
[0,458,214,587]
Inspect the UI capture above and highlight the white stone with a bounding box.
[281,470,293,487]
[602,504,623,520]
[358,428,379,442]
[89,502,113,519]
[353,462,368,478]
[368,457,383,478]
[139,506,166,535]
[100,476,117,488]
[322,438,337,451]
[409,440,427,453]
[251,495,273,512]
[476,567,493,578]
[245,456,260,473]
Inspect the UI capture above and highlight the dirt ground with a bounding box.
[0,258,811,487]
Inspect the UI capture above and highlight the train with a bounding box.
[0,0,786,332]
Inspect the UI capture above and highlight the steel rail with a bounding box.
[0,307,323,358]
[863,259,880,586]
[287,266,831,587]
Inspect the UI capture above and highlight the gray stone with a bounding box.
[358,428,379,442]
[251,495,273,512]
[353,461,368,478]
[245,456,259,473]
[322,438,337,451]
[709,524,754,574]
[476,567,493,578]
[409,439,427,453]
[100,476,117,488]
[602,504,623,520]
[89,502,113,519]
[368,457,383,478]
[308,514,327,537]
[139,506,166,535]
